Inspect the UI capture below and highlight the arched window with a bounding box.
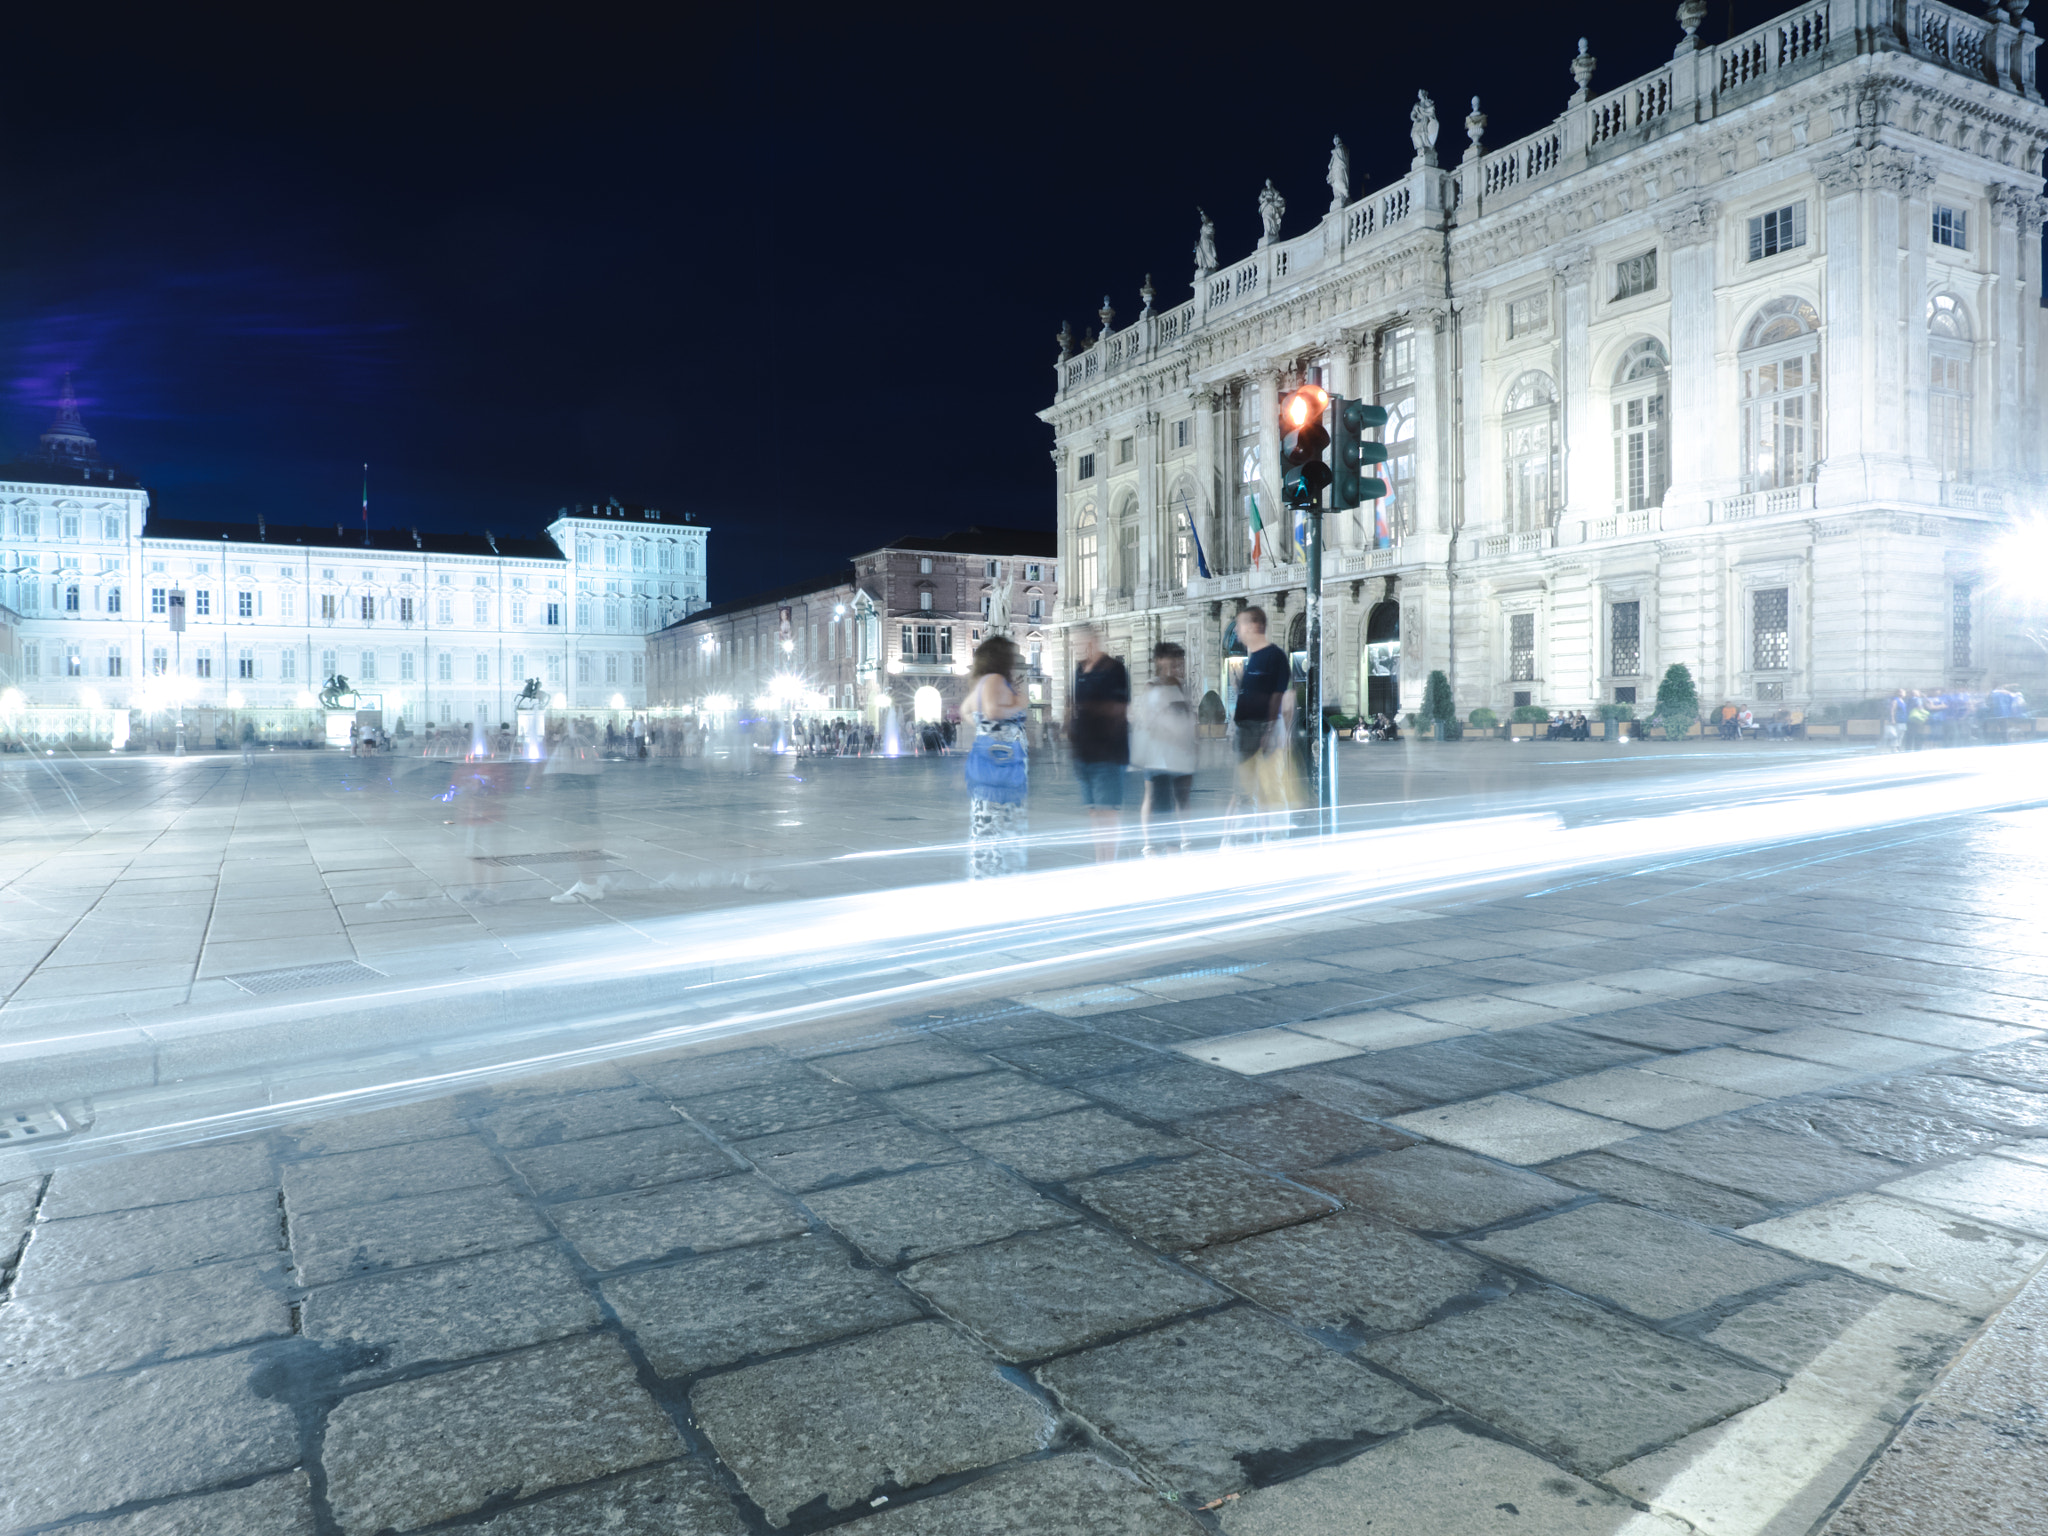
[1928,295,1973,482]
[1740,298,1820,492]
[1114,497,1139,599]
[1503,371,1558,533]
[1073,504,1099,599]
[1611,340,1669,513]
[1162,480,1194,589]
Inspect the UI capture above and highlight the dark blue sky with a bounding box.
[3,3,1832,600]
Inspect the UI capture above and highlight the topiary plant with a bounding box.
[1510,705,1551,723]
[1654,663,1699,738]
[1596,701,1633,721]
[1424,671,1456,723]
[1468,707,1498,729]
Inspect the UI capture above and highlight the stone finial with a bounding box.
[1676,0,1710,52]
[1139,274,1156,317]
[1410,91,1440,167]
[1193,208,1218,282]
[1258,179,1286,242]
[1056,321,1074,361]
[1571,38,1597,104]
[1099,295,1116,332]
[1464,96,1488,161]
[1327,136,1351,211]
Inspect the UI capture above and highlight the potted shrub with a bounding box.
[1653,663,1700,739]
[1424,671,1457,741]
[1468,707,1498,738]
[1596,701,1634,741]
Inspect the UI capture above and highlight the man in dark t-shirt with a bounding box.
[1066,625,1130,860]
[1228,605,1293,837]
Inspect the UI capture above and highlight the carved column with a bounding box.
[1815,150,1873,506]
[1414,308,1447,535]
[1135,410,1159,600]
[1897,155,1937,493]
[1191,386,1220,577]
[1555,249,1598,529]
[1990,185,2031,488]
[1050,446,1072,628]
[1657,200,1719,529]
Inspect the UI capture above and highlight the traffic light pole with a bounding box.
[1305,506,1328,837]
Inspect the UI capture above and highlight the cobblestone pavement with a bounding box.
[5,791,2048,1532]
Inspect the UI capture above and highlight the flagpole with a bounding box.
[362,463,370,548]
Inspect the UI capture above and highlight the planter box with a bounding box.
[1510,723,1536,738]
[1806,723,1842,737]
[1845,719,1881,737]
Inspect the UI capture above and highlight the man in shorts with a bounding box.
[1066,625,1130,862]
[1227,606,1294,840]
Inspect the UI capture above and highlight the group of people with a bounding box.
[787,718,882,756]
[1885,686,2031,749]
[1544,712,1593,740]
[960,606,1299,879]
[1349,713,1400,742]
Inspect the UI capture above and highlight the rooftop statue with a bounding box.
[1410,91,1440,167]
[1258,179,1286,241]
[1193,209,1218,279]
[1327,136,1350,210]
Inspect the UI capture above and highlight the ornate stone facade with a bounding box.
[1044,1,2048,721]
[0,384,707,727]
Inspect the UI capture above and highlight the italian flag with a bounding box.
[1247,492,1265,568]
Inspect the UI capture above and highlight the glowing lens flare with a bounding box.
[1284,384,1328,430]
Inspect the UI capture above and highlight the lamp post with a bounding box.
[168,588,187,756]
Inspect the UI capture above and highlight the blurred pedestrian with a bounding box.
[1885,689,1908,750]
[962,636,1029,878]
[1066,625,1129,862]
[1131,641,1196,854]
[1225,606,1294,841]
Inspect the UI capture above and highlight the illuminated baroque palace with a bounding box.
[1042,1,2048,721]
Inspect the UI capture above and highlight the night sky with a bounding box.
[1,3,1862,600]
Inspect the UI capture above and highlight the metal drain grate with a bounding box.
[226,961,389,996]
[0,1104,74,1143]
[471,850,617,867]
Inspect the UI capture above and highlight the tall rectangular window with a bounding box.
[151,647,166,677]
[399,597,414,623]
[151,587,167,615]
[400,651,415,681]
[509,652,523,682]
[1174,418,1191,449]
[107,587,122,614]
[280,650,296,681]
[474,597,490,624]
[1610,601,1641,676]
[1613,251,1657,299]
[321,594,338,620]
[360,651,377,681]
[321,649,336,680]
[194,590,211,617]
[1507,293,1548,337]
[195,649,212,679]
[1932,206,1967,250]
[475,654,489,683]
[1076,453,1095,481]
[359,595,374,622]
[1752,587,1790,670]
[1508,612,1535,682]
[437,652,452,681]
[238,650,256,679]
[1746,202,1807,261]
[1952,583,1974,670]
[238,591,254,618]
[107,646,122,678]
[603,653,618,684]
[546,603,561,626]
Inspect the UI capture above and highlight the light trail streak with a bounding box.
[3,747,2045,1168]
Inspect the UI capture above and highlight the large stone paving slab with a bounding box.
[470,1460,747,1535]
[1320,1036,1549,1105]
[1601,1120,1901,1207]
[1264,1064,1426,1120]
[1544,1151,1773,1229]
[322,1333,682,1535]
[13,1189,283,1294]
[734,1115,972,1192]
[670,1073,874,1139]
[1741,1193,2048,1312]
[1072,1154,1338,1249]
[503,1120,739,1202]
[304,1244,601,1378]
[602,1235,922,1374]
[286,1100,474,1156]
[1218,1422,1686,1536]
[1703,1273,1971,1383]
[1882,1154,2048,1236]
[549,1173,806,1271]
[1078,1058,1282,1121]
[38,1142,275,1219]
[814,1038,998,1090]
[990,1032,1158,1080]
[1738,1094,2011,1165]
[0,1257,292,1378]
[1,1348,301,1532]
[1302,1145,1577,1234]
[690,1319,1053,1526]
[1468,1201,1812,1320]
[952,1108,1194,1183]
[475,1086,682,1148]
[1364,1289,1781,1475]
[1191,1212,1500,1335]
[1178,1096,1413,1170]
[880,1070,1093,1130]
[41,1472,317,1536]
[804,1161,1076,1265]
[1846,1072,2048,1135]
[864,1453,1201,1534]
[901,1223,1223,1360]
[279,1134,509,1213]
[290,1183,551,1285]
[1036,1307,1430,1503]
[1390,1092,1634,1164]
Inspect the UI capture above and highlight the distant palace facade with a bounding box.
[1043,1,2048,720]
[0,382,707,730]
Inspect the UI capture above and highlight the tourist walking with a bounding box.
[1225,606,1294,841]
[1067,625,1130,862]
[962,636,1029,879]
[1131,641,1197,854]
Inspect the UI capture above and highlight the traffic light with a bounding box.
[1279,384,1332,511]
[1331,397,1390,511]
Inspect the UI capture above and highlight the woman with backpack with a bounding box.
[1131,642,1198,854]
[962,636,1030,878]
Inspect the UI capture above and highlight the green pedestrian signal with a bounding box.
[1331,397,1390,511]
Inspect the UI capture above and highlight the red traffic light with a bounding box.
[1283,384,1328,431]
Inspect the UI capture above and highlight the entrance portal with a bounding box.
[1364,601,1400,718]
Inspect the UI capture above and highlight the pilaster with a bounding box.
[1415,308,1447,536]
[1556,249,1598,526]
[1815,149,1872,506]
[1657,199,1719,528]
